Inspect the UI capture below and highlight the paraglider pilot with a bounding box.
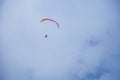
[45,34,47,38]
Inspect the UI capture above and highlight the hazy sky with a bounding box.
[0,0,120,80]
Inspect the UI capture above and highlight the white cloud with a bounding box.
[0,0,120,80]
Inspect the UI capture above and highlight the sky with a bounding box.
[0,0,120,80]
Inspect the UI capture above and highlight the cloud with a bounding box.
[0,0,120,80]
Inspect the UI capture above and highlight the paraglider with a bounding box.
[40,18,60,38]
[40,18,60,28]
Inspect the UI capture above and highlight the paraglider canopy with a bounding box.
[40,18,60,28]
